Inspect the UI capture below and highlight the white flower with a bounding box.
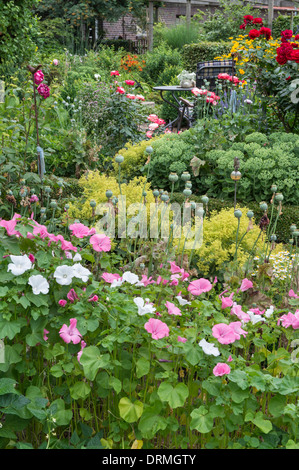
[7,255,32,276]
[122,271,139,285]
[134,297,156,316]
[73,253,82,262]
[247,311,266,325]
[94,74,101,80]
[244,99,253,105]
[54,265,74,285]
[199,338,220,357]
[176,295,191,306]
[264,305,274,318]
[28,275,50,295]
[72,263,92,282]
[110,278,124,288]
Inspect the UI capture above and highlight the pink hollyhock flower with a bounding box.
[213,363,231,377]
[157,118,166,126]
[67,288,79,303]
[146,131,153,139]
[212,323,236,344]
[88,295,98,302]
[34,70,44,85]
[188,278,212,296]
[110,70,120,76]
[28,253,35,264]
[37,83,50,99]
[69,222,92,238]
[136,94,145,101]
[149,122,159,131]
[58,299,67,307]
[59,318,82,344]
[116,86,125,94]
[53,59,59,66]
[218,73,231,80]
[125,80,135,86]
[90,233,111,252]
[231,303,250,323]
[191,87,201,96]
[165,301,181,316]
[240,278,253,291]
[102,272,121,283]
[144,318,169,340]
[43,329,49,341]
[221,292,234,309]
[77,340,87,362]
[126,93,136,99]
[229,321,248,340]
[177,336,187,343]
[289,289,299,299]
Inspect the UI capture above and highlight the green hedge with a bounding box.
[182,42,232,71]
[272,15,299,39]
[171,193,299,245]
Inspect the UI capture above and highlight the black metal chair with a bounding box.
[196,59,236,91]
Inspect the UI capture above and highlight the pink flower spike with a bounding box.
[43,329,49,341]
[212,323,236,345]
[144,318,169,340]
[165,301,181,316]
[59,318,82,344]
[240,278,253,291]
[213,363,231,377]
[90,233,111,252]
[58,299,67,307]
[188,278,212,296]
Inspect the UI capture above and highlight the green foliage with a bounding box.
[139,44,183,85]
[154,21,202,50]
[0,0,39,78]
[182,42,232,71]
[272,15,299,39]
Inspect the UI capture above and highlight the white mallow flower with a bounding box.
[110,278,124,288]
[122,271,139,285]
[264,305,274,318]
[247,311,266,325]
[134,297,156,316]
[199,338,220,357]
[176,295,191,306]
[7,255,32,276]
[72,263,92,282]
[73,253,82,262]
[28,274,50,295]
[54,265,74,286]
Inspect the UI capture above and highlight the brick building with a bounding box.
[102,0,297,42]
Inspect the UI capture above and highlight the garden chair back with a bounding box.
[196,59,235,91]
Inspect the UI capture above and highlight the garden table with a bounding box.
[152,85,194,132]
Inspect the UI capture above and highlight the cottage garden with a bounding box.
[0,12,299,451]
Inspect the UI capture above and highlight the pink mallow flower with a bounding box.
[277,310,299,329]
[0,219,21,237]
[125,80,135,86]
[88,295,98,302]
[165,301,181,316]
[188,278,212,296]
[37,83,50,99]
[240,278,253,291]
[229,321,248,340]
[177,336,187,343]
[144,318,170,340]
[34,70,44,85]
[221,292,234,309]
[59,318,82,344]
[43,329,49,341]
[90,233,111,252]
[69,223,94,238]
[58,299,67,307]
[289,289,299,299]
[77,340,87,363]
[67,288,79,303]
[101,272,121,283]
[212,323,237,345]
[231,303,250,323]
[213,363,231,377]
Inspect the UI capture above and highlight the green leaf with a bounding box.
[252,411,272,434]
[136,357,150,378]
[109,376,122,394]
[157,382,189,409]
[54,409,73,426]
[0,319,26,340]
[190,406,214,434]
[80,346,109,381]
[0,378,18,395]
[118,397,143,423]
[268,395,286,418]
[70,382,91,400]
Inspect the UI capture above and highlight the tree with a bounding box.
[0,0,39,76]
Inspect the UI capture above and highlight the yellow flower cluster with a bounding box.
[68,172,155,221]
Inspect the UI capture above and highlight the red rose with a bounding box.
[253,17,263,25]
[248,29,261,40]
[290,50,299,63]
[276,55,288,65]
[281,29,293,40]
[295,34,299,40]
[291,43,299,48]
[239,23,246,30]
[243,15,254,24]
[259,27,271,40]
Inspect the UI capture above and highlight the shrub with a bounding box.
[139,44,183,85]
[182,42,232,71]
[156,21,202,50]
